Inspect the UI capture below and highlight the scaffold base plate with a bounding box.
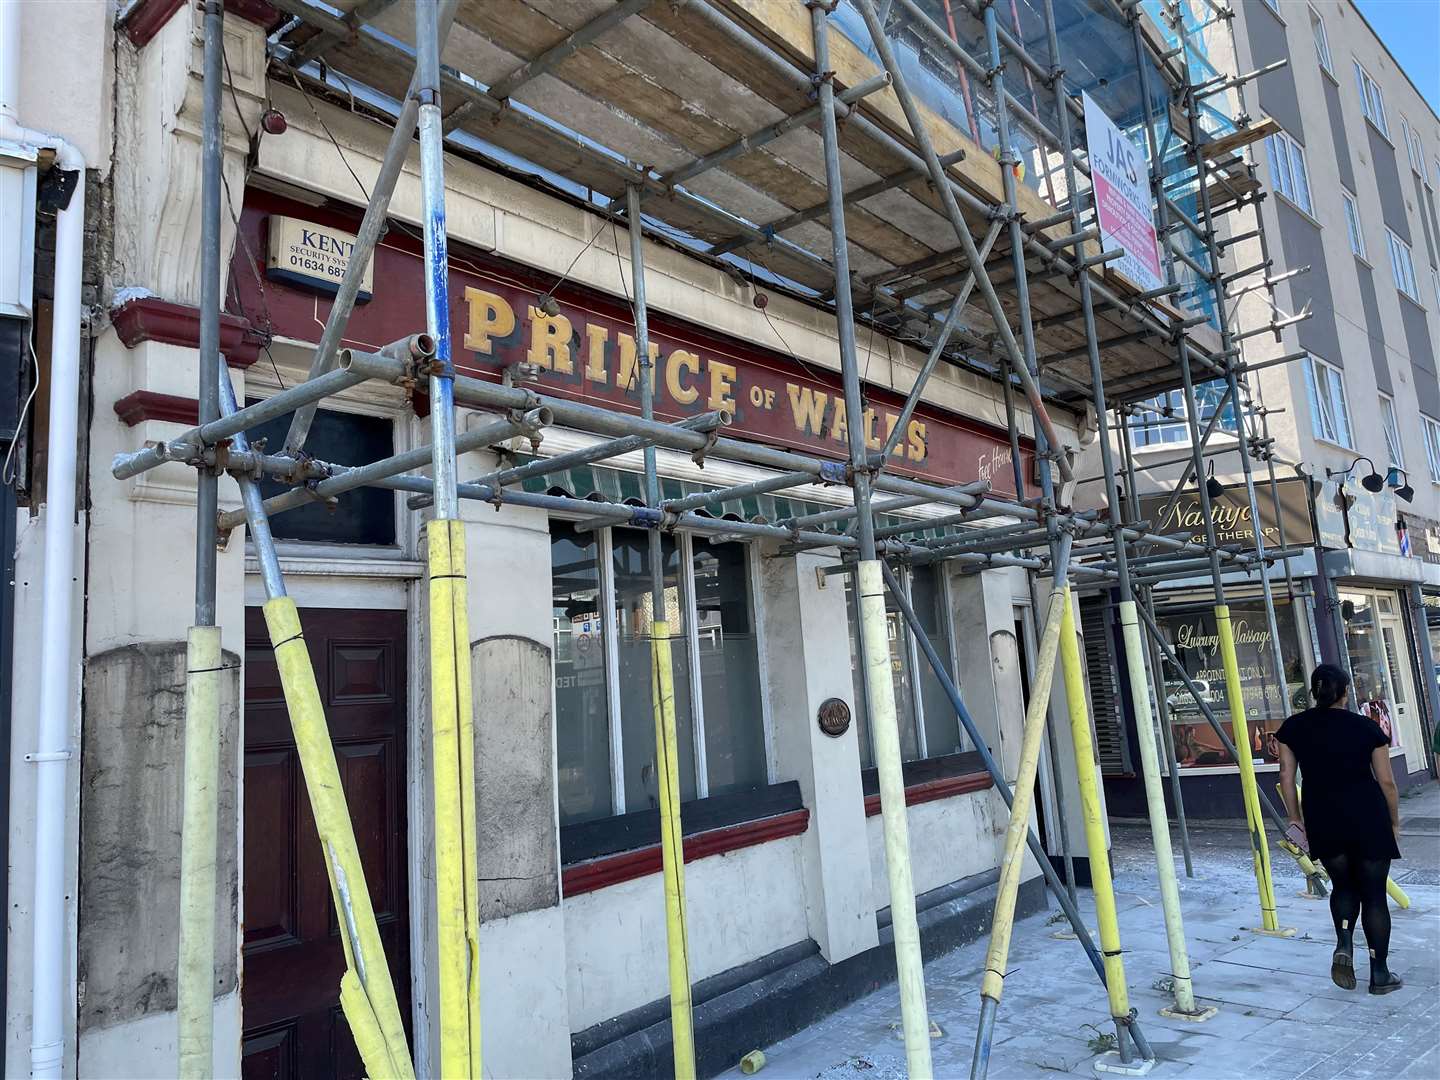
[1159,1004,1218,1022]
[1094,1051,1156,1075]
[1247,926,1298,937]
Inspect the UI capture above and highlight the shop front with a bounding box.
[96,160,1075,1077]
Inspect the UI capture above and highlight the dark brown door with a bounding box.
[242,607,411,1079]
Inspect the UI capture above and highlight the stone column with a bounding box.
[757,547,878,964]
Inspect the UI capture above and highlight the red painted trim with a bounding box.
[224,0,280,31]
[111,297,261,368]
[122,0,186,47]
[123,0,279,48]
[113,390,200,427]
[561,808,810,898]
[863,771,993,817]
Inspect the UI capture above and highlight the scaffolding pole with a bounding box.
[815,8,932,1075]
[627,181,697,1079]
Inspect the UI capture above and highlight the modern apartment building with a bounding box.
[1094,0,1440,817]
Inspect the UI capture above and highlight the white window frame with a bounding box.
[1128,385,1238,449]
[1265,128,1313,214]
[573,525,775,817]
[1380,393,1405,470]
[1303,353,1354,449]
[1260,0,1281,14]
[1341,188,1366,257]
[1309,4,1333,75]
[1386,227,1421,303]
[1433,267,1440,311]
[1401,117,1426,177]
[1354,60,1389,137]
[1424,415,1440,483]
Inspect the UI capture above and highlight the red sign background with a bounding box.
[230,191,1032,496]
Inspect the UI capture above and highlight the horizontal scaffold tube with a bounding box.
[216,407,551,531]
[111,359,376,480]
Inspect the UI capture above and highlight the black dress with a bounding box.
[1275,707,1401,861]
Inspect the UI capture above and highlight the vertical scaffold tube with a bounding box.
[973,585,1067,1080]
[177,626,222,1079]
[1116,601,1202,1017]
[415,0,482,1073]
[858,561,933,1076]
[1214,604,1280,931]
[1058,588,1132,1043]
[627,182,696,1077]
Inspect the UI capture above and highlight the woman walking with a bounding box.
[1277,664,1402,994]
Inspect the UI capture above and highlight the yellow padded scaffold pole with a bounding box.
[652,619,696,1078]
[1058,588,1133,1028]
[177,625,222,1079]
[263,597,415,1078]
[979,587,1066,1004]
[1213,604,1281,932]
[427,518,484,1078]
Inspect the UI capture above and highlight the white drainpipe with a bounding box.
[2,2,89,1076]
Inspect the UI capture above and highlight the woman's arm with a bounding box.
[1278,742,1302,825]
[1371,745,1400,837]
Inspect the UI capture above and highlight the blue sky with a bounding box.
[1354,0,1440,116]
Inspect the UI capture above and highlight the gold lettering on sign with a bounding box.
[788,385,828,435]
[616,333,659,392]
[463,288,515,354]
[907,420,927,462]
[584,323,610,385]
[666,350,701,405]
[708,360,737,412]
[527,307,574,373]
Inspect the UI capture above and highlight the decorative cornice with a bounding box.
[123,0,280,49]
[111,297,262,367]
[561,809,810,898]
[113,390,200,428]
[864,771,993,817]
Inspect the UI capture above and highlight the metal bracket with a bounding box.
[631,506,664,529]
[690,428,720,468]
[818,460,848,485]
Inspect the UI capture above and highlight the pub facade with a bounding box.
[1,11,1101,1077]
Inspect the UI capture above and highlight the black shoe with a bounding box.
[1369,971,1403,995]
[1330,948,1356,990]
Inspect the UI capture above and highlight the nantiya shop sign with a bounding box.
[1138,477,1315,549]
[232,199,1033,495]
[266,215,375,301]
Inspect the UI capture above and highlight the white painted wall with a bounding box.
[12,0,112,174]
[866,789,1009,912]
[562,835,810,1034]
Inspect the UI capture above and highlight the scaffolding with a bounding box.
[109,0,1364,1076]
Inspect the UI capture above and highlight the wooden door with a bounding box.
[242,607,412,1079]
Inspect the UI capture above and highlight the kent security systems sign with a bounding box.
[1083,93,1164,295]
[266,215,375,301]
[233,196,1034,496]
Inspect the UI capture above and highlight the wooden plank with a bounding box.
[1200,117,1280,161]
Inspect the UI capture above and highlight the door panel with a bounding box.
[242,607,411,1080]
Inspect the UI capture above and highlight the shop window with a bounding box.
[1153,594,1309,770]
[1081,598,1130,777]
[1302,354,1354,448]
[1129,382,1235,448]
[844,564,964,768]
[243,404,396,546]
[549,522,768,827]
[1340,587,1423,755]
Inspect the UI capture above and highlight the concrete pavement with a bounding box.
[718,781,1440,1079]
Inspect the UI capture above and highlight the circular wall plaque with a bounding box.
[817,697,852,738]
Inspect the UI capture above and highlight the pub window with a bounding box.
[243,403,397,546]
[844,563,964,768]
[549,522,769,826]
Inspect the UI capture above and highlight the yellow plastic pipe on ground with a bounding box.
[427,519,483,1079]
[1058,588,1132,1025]
[263,596,415,1079]
[1295,783,1409,908]
[651,621,696,1079]
[1213,605,1280,932]
[979,587,1066,1006]
[177,625,222,1079]
[1116,601,1202,1018]
[858,560,934,1078]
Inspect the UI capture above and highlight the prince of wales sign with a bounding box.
[1083,92,1164,294]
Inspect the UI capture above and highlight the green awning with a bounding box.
[516,458,972,544]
